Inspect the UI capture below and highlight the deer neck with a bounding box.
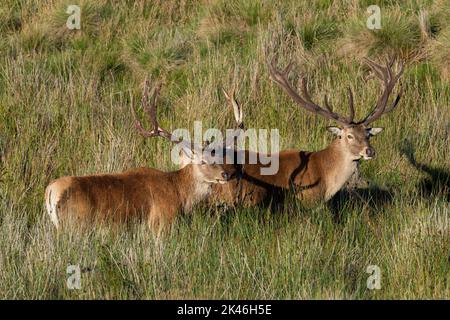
[321,139,359,200]
[173,165,212,212]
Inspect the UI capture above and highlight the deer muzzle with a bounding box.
[364,147,375,159]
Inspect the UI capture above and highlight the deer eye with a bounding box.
[347,135,354,140]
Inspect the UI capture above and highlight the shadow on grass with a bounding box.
[210,195,285,224]
[328,186,395,222]
[328,139,450,223]
[400,139,450,202]
[205,185,395,226]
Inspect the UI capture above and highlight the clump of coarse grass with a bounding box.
[122,24,193,79]
[0,6,22,34]
[430,0,450,32]
[196,15,250,47]
[427,27,450,81]
[47,0,106,42]
[16,22,51,53]
[196,0,277,48]
[338,6,423,60]
[205,0,274,27]
[283,12,340,51]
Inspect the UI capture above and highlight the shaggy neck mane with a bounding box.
[321,139,358,200]
[170,165,212,211]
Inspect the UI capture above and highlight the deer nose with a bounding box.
[366,147,375,158]
[221,172,230,181]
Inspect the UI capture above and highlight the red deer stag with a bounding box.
[211,57,404,207]
[45,80,237,231]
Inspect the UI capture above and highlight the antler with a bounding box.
[222,88,244,129]
[130,78,178,142]
[131,79,214,158]
[131,78,206,155]
[267,56,355,126]
[221,87,245,149]
[358,57,404,125]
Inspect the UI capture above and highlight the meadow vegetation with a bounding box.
[0,0,448,299]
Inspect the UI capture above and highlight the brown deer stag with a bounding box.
[211,57,404,207]
[45,80,237,231]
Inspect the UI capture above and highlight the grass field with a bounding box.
[0,0,448,299]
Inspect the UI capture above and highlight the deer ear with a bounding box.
[326,126,342,136]
[179,146,195,160]
[367,127,383,136]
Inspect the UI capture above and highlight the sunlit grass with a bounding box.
[0,0,448,299]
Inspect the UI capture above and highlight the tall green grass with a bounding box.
[0,0,448,299]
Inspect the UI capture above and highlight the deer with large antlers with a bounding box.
[45,80,237,232]
[210,57,404,207]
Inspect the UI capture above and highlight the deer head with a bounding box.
[131,79,236,184]
[267,56,404,161]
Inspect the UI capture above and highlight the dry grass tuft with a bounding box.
[428,27,450,80]
[0,0,448,299]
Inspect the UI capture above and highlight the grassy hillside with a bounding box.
[0,0,448,299]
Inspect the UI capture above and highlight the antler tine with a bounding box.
[364,58,387,82]
[222,87,244,129]
[387,56,394,68]
[283,62,294,76]
[347,87,355,123]
[221,86,245,150]
[360,57,404,125]
[132,78,178,142]
[384,84,403,113]
[267,53,352,126]
[140,78,159,133]
[131,79,158,138]
[131,78,207,160]
[131,102,156,138]
[300,77,315,104]
[324,94,333,113]
[148,81,162,133]
[386,57,394,81]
